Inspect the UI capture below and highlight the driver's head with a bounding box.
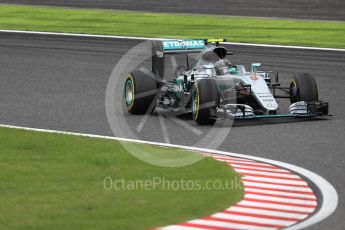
[215,59,231,75]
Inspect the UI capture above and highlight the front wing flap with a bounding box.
[217,101,329,120]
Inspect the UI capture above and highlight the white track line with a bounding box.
[235,169,300,179]
[0,29,344,52]
[160,226,204,230]
[238,201,315,213]
[234,165,291,173]
[244,194,317,206]
[228,206,308,219]
[220,159,279,167]
[231,163,287,171]
[244,188,316,199]
[211,155,255,162]
[211,212,295,226]
[186,219,277,230]
[0,123,338,230]
[242,181,312,192]
[243,176,307,186]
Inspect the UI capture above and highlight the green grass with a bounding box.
[0,127,243,230]
[0,5,344,48]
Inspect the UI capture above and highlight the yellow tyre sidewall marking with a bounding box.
[291,79,297,99]
[194,82,200,121]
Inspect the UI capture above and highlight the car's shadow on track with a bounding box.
[138,111,331,130]
[231,117,330,127]
[172,112,331,128]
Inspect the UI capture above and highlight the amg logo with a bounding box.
[174,84,184,92]
[216,107,225,113]
[156,51,164,58]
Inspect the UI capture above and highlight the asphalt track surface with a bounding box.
[1,0,345,21]
[0,32,344,229]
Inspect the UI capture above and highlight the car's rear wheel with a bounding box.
[192,79,219,125]
[290,73,318,103]
[124,70,158,114]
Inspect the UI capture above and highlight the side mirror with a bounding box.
[267,71,279,83]
[251,63,262,73]
[191,74,195,81]
[183,74,188,85]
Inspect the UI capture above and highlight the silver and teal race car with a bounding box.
[124,39,329,125]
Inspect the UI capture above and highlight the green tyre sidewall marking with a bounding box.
[124,75,135,111]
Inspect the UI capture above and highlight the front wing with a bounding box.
[217,101,329,120]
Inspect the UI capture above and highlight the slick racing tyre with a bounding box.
[192,79,219,125]
[124,70,158,114]
[290,73,318,103]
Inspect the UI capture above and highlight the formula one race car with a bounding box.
[124,39,329,125]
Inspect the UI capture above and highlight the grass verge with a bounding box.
[0,127,243,230]
[0,5,344,48]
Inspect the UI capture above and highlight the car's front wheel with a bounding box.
[290,73,319,103]
[191,79,219,125]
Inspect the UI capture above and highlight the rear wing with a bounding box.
[152,39,226,79]
[162,39,206,53]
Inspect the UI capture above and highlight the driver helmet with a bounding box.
[215,59,232,75]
